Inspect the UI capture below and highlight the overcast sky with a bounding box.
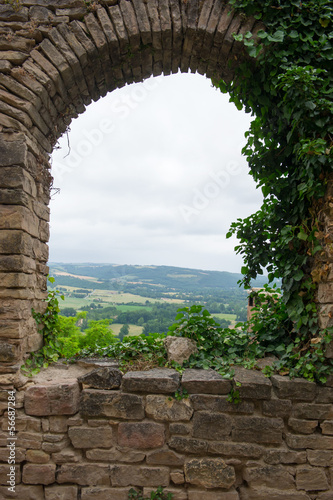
[49,72,263,273]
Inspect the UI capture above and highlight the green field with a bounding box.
[115,305,153,313]
[111,324,144,336]
[213,313,237,322]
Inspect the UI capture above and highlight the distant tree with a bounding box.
[119,324,130,341]
[61,307,77,317]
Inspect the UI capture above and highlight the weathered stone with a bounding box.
[271,375,317,401]
[307,449,333,466]
[122,369,180,393]
[164,336,198,365]
[184,457,235,489]
[233,366,272,399]
[296,466,329,491]
[193,411,231,439]
[316,386,333,403]
[286,433,333,450]
[243,465,295,489]
[170,470,184,484]
[57,464,110,486]
[181,368,231,394]
[52,447,82,464]
[288,418,318,434]
[86,448,145,463]
[188,490,239,500]
[232,416,284,444]
[80,390,144,419]
[263,399,293,417]
[145,394,193,421]
[292,403,333,420]
[68,426,113,448]
[17,431,43,450]
[0,464,20,485]
[22,463,56,485]
[0,341,17,363]
[264,450,307,465]
[81,488,134,500]
[78,367,122,389]
[118,422,165,449]
[147,449,184,466]
[48,415,68,433]
[26,449,50,463]
[239,487,311,500]
[42,437,70,453]
[0,136,27,167]
[45,485,78,500]
[25,380,80,415]
[110,464,169,487]
[169,423,191,435]
[0,485,44,500]
[208,441,263,459]
[145,488,187,500]
[168,436,208,454]
[190,394,254,414]
[321,420,333,435]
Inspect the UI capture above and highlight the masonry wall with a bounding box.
[1,366,333,500]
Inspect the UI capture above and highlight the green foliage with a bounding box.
[22,277,65,376]
[128,487,173,500]
[227,387,241,405]
[173,387,189,401]
[168,305,222,343]
[215,0,333,342]
[78,319,117,349]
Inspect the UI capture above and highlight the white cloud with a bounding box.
[49,72,262,272]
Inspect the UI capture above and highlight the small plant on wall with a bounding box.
[128,487,173,500]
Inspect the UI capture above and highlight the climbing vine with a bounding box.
[215,0,333,341]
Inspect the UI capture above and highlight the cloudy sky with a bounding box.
[49,72,263,273]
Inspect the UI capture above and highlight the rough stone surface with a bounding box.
[184,457,236,489]
[233,366,272,399]
[80,390,144,419]
[25,381,80,415]
[78,367,122,389]
[45,485,78,500]
[164,336,198,365]
[271,375,317,401]
[145,395,193,421]
[181,368,231,394]
[122,369,180,393]
[22,464,56,485]
[296,466,329,491]
[57,464,110,486]
[110,464,169,487]
[68,426,113,448]
[118,422,165,449]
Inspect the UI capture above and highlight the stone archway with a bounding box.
[1,0,265,382]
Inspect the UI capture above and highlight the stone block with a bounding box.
[22,463,56,485]
[292,403,333,420]
[26,449,50,463]
[264,450,307,465]
[243,465,295,489]
[168,436,208,454]
[57,464,110,486]
[118,422,165,449]
[0,484,44,500]
[296,466,329,491]
[288,418,318,434]
[110,464,170,487]
[190,394,254,414]
[68,426,113,448]
[17,431,43,450]
[316,386,333,403]
[52,447,82,464]
[321,420,333,434]
[238,487,311,500]
[0,464,20,485]
[146,449,184,466]
[181,368,231,394]
[145,395,193,421]
[80,390,144,419]
[144,487,187,500]
[78,367,122,389]
[271,375,317,401]
[45,485,78,500]
[263,399,292,417]
[184,457,235,489]
[307,450,333,466]
[169,423,191,435]
[122,369,180,393]
[232,416,283,444]
[0,341,18,363]
[286,433,333,450]
[208,441,263,459]
[49,416,68,433]
[233,366,272,399]
[42,437,70,453]
[193,411,231,440]
[164,336,198,365]
[81,488,133,500]
[86,448,145,463]
[188,490,239,500]
[25,380,80,415]
[0,136,27,167]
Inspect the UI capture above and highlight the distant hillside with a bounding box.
[48,263,269,292]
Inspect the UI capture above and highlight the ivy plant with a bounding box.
[214,0,333,350]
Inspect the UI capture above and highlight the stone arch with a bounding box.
[1,0,266,381]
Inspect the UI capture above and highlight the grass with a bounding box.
[213,313,237,322]
[111,324,144,336]
[115,305,153,312]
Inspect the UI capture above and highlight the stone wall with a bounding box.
[1,365,333,499]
